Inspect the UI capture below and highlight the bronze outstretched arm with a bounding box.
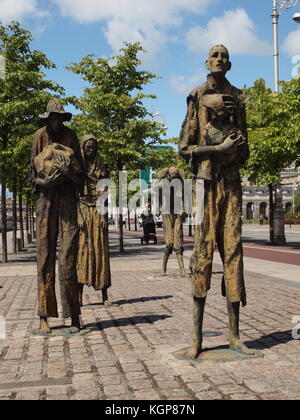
[191,133,245,157]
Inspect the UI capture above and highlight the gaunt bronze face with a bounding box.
[206,45,231,76]
[84,139,98,159]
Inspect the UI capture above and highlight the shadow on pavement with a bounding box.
[114,295,174,306]
[84,295,174,307]
[245,330,294,350]
[84,314,173,330]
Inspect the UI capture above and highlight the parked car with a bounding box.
[108,217,115,225]
[0,216,14,232]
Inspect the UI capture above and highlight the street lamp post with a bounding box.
[272,0,300,92]
[271,0,299,245]
[272,0,280,92]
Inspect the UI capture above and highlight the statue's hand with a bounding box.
[35,169,62,187]
[218,133,245,154]
[54,154,70,176]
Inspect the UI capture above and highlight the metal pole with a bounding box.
[272,0,280,92]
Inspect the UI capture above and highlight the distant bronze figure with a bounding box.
[30,99,85,334]
[156,167,187,277]
[77,135,112,307]
[179,45,258,358]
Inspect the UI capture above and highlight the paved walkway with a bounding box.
[0,233,299,400]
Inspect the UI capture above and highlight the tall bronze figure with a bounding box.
[77,135,112,307]
[30,99,84,334]
[179,45,257,358]
[156,167,187,277]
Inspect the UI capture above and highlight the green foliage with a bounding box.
[67,43,166,172]
[143,138,189,174]
[295,188,300,214]
[0,21,64,187]
[243,78,300,186]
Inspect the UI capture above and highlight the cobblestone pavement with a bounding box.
[0,233,299,401]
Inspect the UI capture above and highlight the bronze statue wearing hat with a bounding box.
[77,134,112,307]
[30,99,85,335]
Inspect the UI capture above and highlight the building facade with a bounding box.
[242,165,300,220]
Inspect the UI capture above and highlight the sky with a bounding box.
[1,0,300,139]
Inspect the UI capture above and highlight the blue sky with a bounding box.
[1,0,300,139]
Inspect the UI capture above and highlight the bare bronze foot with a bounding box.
[102,289,112,306]
[180,270,188,278]
[71,316,81,333]
[39,317,51,334]
[184,344,204,360]
[69,326,80,334]
[230,338,260,357]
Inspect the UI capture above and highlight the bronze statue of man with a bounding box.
[77,134,112,307]
[156,167,187,277]
[179,45,257,358]
[30,99,85,334]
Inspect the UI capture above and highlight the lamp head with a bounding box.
[293,12,300,22]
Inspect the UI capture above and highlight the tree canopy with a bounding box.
[67,42,166,173]
[243,78,300,186]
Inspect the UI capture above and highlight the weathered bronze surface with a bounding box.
[173,346,263,364]
[179,45,260,359]
[156,167,187,277]
[77,135,112,307]
[30,99,84,334]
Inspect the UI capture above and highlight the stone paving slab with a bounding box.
[0,234,299,400]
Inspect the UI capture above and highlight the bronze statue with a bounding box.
[179,45,257,358]
[156,167,187,277]
[30,99,84,334]
[77,135,112,307]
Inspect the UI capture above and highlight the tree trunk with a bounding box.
[134,212,138,231]
[25,194,30,243]
[19,194,25,250]
[1,184,8,263]
[29,204,32,237]
[269,184,274,244]
[127,208,131,231]
[31,205,35,237]
[12,183,18,254]
[119,212,124,253]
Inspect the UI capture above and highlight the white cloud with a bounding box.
[50,0,216,59]
[186,9,272,56]
[283,28,300,57]
[170,70,206,96]
[0,0,48,24]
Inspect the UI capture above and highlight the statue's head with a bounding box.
[41,99,72,133]
[206,45,231,76]
[82,134,98,159]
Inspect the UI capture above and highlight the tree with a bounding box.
[295,188,300,214]
[0,21,64,262]
[143,138,188,173]
[243,78,300,243]
[67,42,165,251]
